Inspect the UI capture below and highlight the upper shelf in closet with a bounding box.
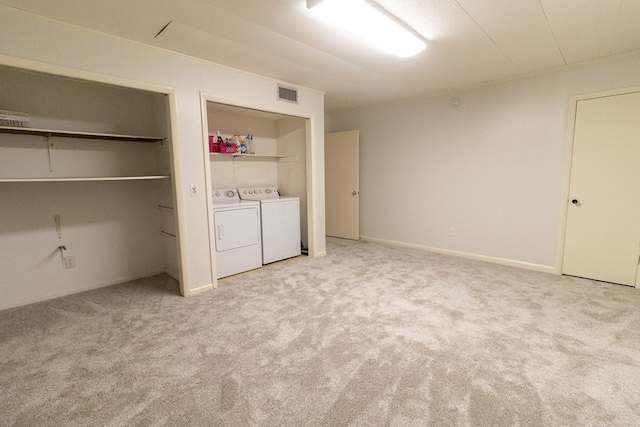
[210,153,285,159]
[0,176,170,183]
[0,65,171,184]
[0,126,165,143]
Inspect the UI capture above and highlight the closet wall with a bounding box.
[276,117,309,249]
[207,105,280,188]
[0,66,177,310]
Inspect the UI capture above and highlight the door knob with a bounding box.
[352,191,358,196]
[571,199,579,205]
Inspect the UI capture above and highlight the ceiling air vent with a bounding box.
[278,86,298,104]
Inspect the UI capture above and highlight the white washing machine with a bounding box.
[238,186,301,264]
[212,189,262,278]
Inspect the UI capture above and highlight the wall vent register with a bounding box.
[278,86,298,103]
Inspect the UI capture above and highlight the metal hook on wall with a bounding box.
[45,134,54,172]
[58,245,67,266]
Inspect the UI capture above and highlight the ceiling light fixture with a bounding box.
[307,0,426,58]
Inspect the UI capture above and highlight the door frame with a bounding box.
[556,85,640,281]
[200,93,320,288]
[0,54,188,295]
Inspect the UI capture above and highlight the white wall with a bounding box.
[329,52,640,272]
[208,111,279,189]
[0,6,326,300]
[0,181,167,307]
[0,66,165,136]
[277,117,309,248]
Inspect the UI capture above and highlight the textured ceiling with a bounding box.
[2,0,639,111]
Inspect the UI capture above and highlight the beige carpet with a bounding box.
[2,237,640,426]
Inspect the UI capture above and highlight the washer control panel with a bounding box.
[238,186,280,200]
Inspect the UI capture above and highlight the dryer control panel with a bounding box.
[212,188,240,203]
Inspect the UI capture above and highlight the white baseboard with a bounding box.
[360,236,557,274]
[313,250,328,258]
[187,283,215,297]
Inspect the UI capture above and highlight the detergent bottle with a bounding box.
[240,136,247,154]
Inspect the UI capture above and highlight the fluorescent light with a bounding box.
[307,0,426,58]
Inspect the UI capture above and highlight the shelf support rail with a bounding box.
[44,134,54,172]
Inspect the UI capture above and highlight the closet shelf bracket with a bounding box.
[45,133,54,172]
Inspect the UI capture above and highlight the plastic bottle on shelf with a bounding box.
[232,134,241,153]
[247,134,255,154]
[240,136,247,154]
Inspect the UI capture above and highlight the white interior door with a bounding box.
[325,130,359,240]
[563,90,640,287]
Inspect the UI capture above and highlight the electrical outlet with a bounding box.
[190,184,199,197]
[64,256,76,269]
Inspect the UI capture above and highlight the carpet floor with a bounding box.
[1,238,640,426]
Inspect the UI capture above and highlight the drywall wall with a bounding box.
[328,52,640,271]
[0,67,169,179]
[0,5,325,301]
[277,117,309,249]
[208,111,279,189]
[0,181,167,308]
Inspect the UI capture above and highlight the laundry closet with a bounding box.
[205,101,308,277]
[0,65,179,309]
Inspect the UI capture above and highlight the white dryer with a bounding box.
[238,186,301,264]
[211,189,262,278]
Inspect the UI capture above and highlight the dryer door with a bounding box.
[214,207,260,252]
